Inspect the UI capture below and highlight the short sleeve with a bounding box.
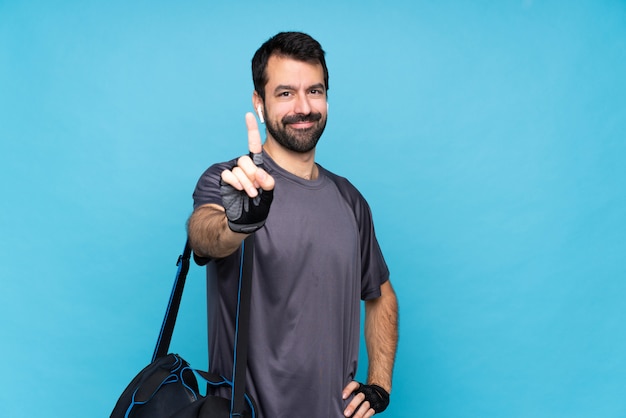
[192,159,236,210]
[321,168,389,300]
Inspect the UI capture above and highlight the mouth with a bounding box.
[287,120,316,130]
[282,112,322,130]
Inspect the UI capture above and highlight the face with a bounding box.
[259,55,328,153]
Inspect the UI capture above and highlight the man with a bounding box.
[187,32,398,418]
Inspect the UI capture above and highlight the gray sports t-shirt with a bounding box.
[192,152,389,418]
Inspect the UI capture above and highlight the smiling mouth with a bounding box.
[288,121,316,129]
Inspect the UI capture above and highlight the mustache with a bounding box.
[282,112,323,124]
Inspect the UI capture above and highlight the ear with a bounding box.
[252,92,264,124]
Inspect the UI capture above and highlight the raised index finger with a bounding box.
[245,112,263,155]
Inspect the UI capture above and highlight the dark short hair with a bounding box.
[252,32,329,100]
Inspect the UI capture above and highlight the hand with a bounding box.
[221,113,275,196]
[342,381,390,417]
[220,113,275,233]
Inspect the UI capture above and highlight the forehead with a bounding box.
[265,55,325,89]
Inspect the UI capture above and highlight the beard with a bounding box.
[265,111,327,153]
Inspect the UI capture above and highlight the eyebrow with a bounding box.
[274,83,326,93]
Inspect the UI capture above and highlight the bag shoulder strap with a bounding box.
[230,234,254,416]
[152,239,192,361]
[152,235,254,417]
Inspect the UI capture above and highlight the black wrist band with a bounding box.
[356,383,390,414]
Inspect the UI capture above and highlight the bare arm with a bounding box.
[343,280,398,418]
[364,280,398,393]
[187,203,248,259]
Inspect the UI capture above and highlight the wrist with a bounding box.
[367,382,391,394]
[356,383,390,414]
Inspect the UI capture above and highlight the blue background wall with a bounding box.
[1,1,625,417]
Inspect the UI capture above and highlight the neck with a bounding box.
[263,139,318,180]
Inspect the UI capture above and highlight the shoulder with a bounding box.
[195,158,239,189]
[320,166,361,199]
[200,158,238,180]
[192,157,238,209]
[319,165,372,220]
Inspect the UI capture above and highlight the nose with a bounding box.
[294,94,312,115]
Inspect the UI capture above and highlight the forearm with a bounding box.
[187,203,247,259]
[364,280,399,394]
